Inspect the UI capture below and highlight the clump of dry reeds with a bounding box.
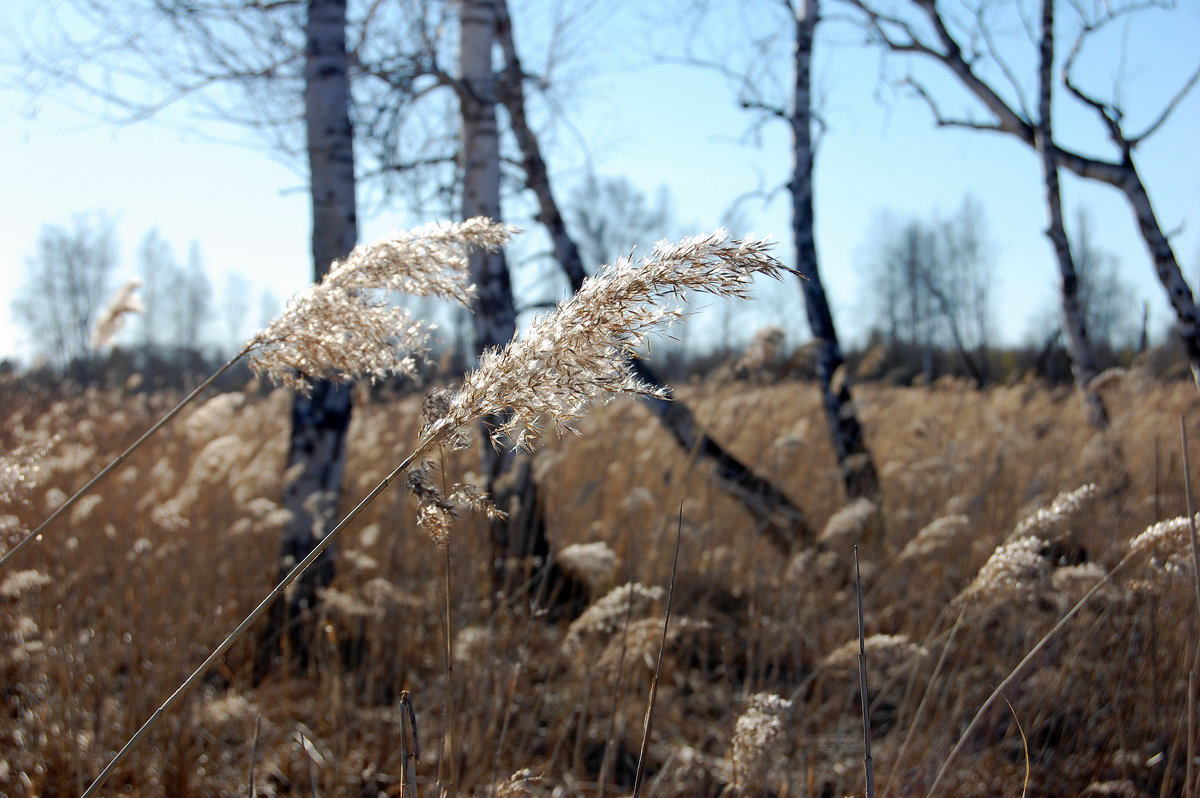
[23,227,789,795]
[6,220,1200,797]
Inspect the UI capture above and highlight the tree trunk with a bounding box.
[495,0,810,549]
[258,0,358,678]
[792,0,878,500]
[461,0,555,601]
[1035,0,1107,430]
[890,0,1200,391]
[461,0,516,360]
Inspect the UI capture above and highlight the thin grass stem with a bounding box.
[81,434,442,797]
[1,345,251,570]
[631,504,683,798]
[928,554,1133,797]
[855,546,876,798]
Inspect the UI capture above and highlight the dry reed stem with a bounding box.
[399,690,419,798]
[1001,696,1030,798]
[1181,418,1199,798]
[856,546,876,798]
[248,715,261,798]
[631,508,683,798]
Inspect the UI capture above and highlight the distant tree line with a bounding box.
[10,194,1167,392]
[9,213,282,389]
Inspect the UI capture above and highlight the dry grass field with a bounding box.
[2,369,1199,797]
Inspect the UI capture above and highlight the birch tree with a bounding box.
[786,0,879,497]
[21,0,358,667]
[13,213,118,368]
[848,0,1200,390]
[496,0,813,546]
[667,0,879,498]
[262,0,359,671]
[1034,0,1107,428]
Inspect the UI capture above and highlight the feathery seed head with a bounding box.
[1,569,53,600]
[958,535,1051,607]
[1130,513,1200,558]
[731,692,793,794]
[556,541,619,591]
[91,279,145,350]
[1,436,59,511]
[247,218,511,391]
[406,462,503,548]
[1012,483,1097,540]
[563,582,665,654]
[425,231,785,450]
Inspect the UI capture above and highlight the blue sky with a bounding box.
[0,0,1197,364]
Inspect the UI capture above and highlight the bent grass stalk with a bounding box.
[81,230,788,795]
[927,554,1133,797]
[0,348,249,571]
[81,432,441,797]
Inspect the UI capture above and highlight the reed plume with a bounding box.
[424,231,787,450]
[90,279,144,350]
[2,218,505,570]
[80,229,787,796]
[247,218,509,389]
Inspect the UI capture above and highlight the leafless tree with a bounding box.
[566,174,676,272]
[13,213,118,367]
[21,0,360,669]
[496,0,814,547]
[160,241,214,352]
[936,195,994,380]
[847,0,1200,390]
[136,228,172,350]
[660,0,878,498]
[862,197,994,384]
[1033,0,1107,428]
[1070,209,1137,353]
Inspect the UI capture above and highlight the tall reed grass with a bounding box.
[1,221,1198,796]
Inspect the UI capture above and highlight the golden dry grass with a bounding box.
[1,369,1198,797]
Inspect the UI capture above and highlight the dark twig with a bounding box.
[399,690,420,798]
[631,504,683,798]
[855,546,876,798]
[248,716,261,798]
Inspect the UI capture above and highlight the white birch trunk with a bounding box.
[460,0,516,361]
[792,0,878,499]
[1035,0,1107,429]
[262,0,357,674]
[494,0,810,547]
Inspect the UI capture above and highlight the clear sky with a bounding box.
[1,0,1197,365]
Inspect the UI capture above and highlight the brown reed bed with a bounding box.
[1,366,1197,796]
